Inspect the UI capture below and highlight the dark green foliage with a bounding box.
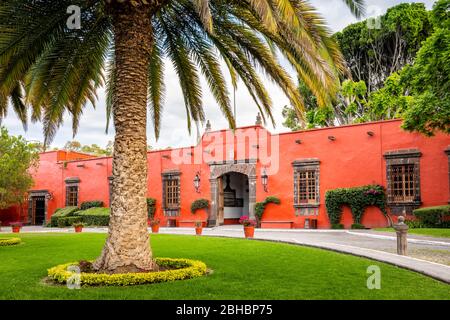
[413,205,450,228]
[351,223,366,230]
[331,224,344,229]
[50,207,79,227]
[147,198,156,219]
[80,201,103,210]
[255,196,281,220]
[190,199,209,214]
[57,216,83,228]
[74,207,110,226]
[325,185,387,225]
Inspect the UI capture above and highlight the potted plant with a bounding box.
[191,199,209,215]
[150,218,160,233]
[195,221,203,236]
[10,222,22,233]
[73,222,85,233]
[239,216,257,238]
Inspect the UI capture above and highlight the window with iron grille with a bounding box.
[162,171,180,216]
[384,149,421,214]
[293,159,320,212]
[390,164,416,202]
[66,186,78,207]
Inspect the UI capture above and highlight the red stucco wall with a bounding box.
[3,120,449,229]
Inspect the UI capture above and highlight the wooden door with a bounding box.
[217,176,224,225]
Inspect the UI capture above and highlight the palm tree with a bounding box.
[0,0,364,272]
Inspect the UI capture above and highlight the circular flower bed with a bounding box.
[47,258,207,286]
[0,238,21,246]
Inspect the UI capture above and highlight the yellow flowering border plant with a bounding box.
[0,238,21,246]
[48,258,207,286]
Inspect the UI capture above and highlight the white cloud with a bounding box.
[2,0,437,149]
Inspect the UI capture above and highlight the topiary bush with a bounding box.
[413,205,450,228]
[0,238,21,246]
[74,207,110,226]
[325,185,387,225]
[351,223,366,229]
[190,199,209,214]
[50,207,79,227]
[57,216,83,227]
[331,223,344,229]
[80,201,104,210]
[147,198,157,219]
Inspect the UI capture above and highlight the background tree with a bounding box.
[0,0,363,273]
[0,127,39,209]
[335,2,432,92]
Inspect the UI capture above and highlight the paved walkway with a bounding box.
[2,225,450,283]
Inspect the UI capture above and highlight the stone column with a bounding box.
[248,175,257,220]
[393,216,409,256]
[208,178,218,227]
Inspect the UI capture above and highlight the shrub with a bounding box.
[74,207,110,226]
[331,223,344,229]
[80,201,104,210]
[190,199,209,214]
[57,216,83,228]
[0,238,21,246]
[255,196,281,220]
[325,185,387,225]
[413,205,450,228]
[351,223,366,229]
[47,258,207,286]
[50,207,79,227]
[147,198,157,219]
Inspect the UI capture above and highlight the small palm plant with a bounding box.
[0,0,364,273]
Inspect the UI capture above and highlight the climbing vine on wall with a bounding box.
[255,196,281,221]
[325,185,387,224]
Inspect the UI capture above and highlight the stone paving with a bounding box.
[2,225,450,283]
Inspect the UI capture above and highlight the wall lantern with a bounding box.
[45,192,54,201]
[261,167,268,192]
[193,172,201,193]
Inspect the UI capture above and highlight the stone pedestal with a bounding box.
[393,216,409,256]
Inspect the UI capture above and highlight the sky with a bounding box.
[2,0,436,150]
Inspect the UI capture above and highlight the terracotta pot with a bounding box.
[244,226,255,238]
[195,227,203,236]
[74,226,83,233]
[151,224,160,233]
[12,226,21,233]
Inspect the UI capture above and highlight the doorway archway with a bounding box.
[208,161,257,226]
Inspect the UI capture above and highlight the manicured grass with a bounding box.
[374,228,450,239]
[0,233,449,299]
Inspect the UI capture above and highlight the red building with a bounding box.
[2,119,449,229]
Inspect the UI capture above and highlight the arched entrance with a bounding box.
[208,161,257,226]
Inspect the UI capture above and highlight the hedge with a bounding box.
[325,185,387,225]
[57,216,84,227]
[47,258,207,286]
[0,238,21,246]
[50,207,79,227]
[413,205,450,228]
[80,201,104,210]
[74,207,110,226]
[255,196,281,220]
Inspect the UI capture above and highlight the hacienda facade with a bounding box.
[1,118,449,229]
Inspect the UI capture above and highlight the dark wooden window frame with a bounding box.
[293,159,320,216]
[162,171,181,217]
[384,149,421,215]
[65,177,80,207]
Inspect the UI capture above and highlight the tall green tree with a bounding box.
[0,127,39,210]
[0,0,363,272]
[335,2,432,92]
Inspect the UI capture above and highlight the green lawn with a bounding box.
[0,233,449,299]
[374,228,450,239]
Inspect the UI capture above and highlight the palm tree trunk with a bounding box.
[94,2,156,273]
